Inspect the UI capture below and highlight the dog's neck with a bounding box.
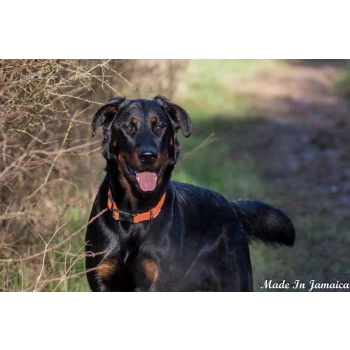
[106,163,171,214]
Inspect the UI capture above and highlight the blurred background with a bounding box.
[0,59,349,291]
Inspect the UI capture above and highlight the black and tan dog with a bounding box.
[85,96,295,292]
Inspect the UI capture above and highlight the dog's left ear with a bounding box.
[91,97,127,137]
[154,95,192,137]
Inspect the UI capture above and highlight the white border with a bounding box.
[3,1,350,58]
[1,1,349,346]
[0,293,348,349]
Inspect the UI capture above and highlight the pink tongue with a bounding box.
[136,172,158,192]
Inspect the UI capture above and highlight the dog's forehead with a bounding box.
[120,99,166,120]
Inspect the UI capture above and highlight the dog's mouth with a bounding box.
[135,171,158,192]
[125,161,159,192]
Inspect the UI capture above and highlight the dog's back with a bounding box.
[173,181,295,247]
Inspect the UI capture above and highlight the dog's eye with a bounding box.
[156,124,165,132]
[123,125,133,133]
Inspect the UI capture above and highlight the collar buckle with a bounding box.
[116,210,135,222]
[110,206,136,222]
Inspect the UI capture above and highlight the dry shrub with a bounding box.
[0,59,187,291]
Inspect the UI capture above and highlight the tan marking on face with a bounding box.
[117,154,137,206]
[142,259,160,282]
[150,116,157,123]
[157,152,169,187]
[97,259,118,281]
[170,137,173,147]
[131,117,138,124]
[113,140,117,147]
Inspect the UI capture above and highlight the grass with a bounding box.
[335,68,350,97]
[173,124,266,200]
[2,203,92,292]
[173,60,277,200]
[46,206,91,292]
[178,59,281,119]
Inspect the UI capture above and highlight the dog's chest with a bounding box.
[97,227,176,291]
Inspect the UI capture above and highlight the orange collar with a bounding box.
[107,189,166,223]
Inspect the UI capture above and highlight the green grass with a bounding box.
[335,68,350,97]
[179,59,282,119]
[173,60,281,199]
[3,204,91,292]
[173,122,267,200]
[45,205,91,292]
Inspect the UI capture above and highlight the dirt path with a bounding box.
[234,62,350,222]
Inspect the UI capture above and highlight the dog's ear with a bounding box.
[154,95,192,137]
[91,97,127,137]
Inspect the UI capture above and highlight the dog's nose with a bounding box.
[138,149,158,165]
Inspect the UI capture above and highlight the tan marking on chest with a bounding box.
[141,259,161,282]
[97,259,118,281]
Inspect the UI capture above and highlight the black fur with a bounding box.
[230,200,295,246]
[85,96,295,292]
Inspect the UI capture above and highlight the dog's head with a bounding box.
[91,95,191,194]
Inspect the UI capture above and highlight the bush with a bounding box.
[0,59,186,291]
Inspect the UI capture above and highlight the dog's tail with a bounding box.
[230,200,295,246]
